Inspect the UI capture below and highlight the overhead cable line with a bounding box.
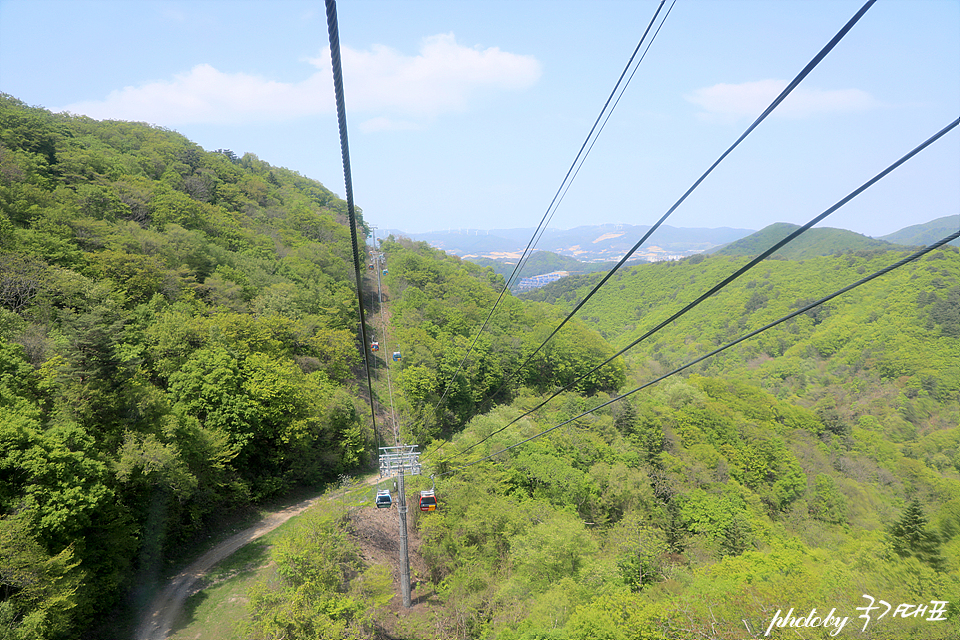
[423,0,877,463]
[434,116,958,464]
[436,230,960,477]
[325,0,378,439]
[497,0,877,392]
[531,0,679,255]
[429,0,672,429]
[373,235,401,443]
[512,0,678,285]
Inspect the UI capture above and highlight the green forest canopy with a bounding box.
[253,237,960,639]
[0,94,373,638]
[0,95,627,638]
[1,94,958,639]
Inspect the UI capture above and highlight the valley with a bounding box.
[0,94,958,640]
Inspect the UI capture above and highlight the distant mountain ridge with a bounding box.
[381,218,958,268]
[710,223,895,259]
[879,215,959,247]
[379,223,755,263]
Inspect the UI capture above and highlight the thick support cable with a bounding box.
[440,230,959,476]
[441,116,957,465]
[325,0,377,437]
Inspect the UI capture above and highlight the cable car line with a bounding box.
[371,230,402,443]
[434,115,959,465]
[430,0,673,422]
[438,118,960,464]
[370,226,400,450]
[489,0,877,398]
[435,230,960,478]
[423,0,876,464]
[514,0,678,286]
[325,0,379,440]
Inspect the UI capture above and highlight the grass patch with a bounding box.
[165,475,378,639]
[167,530,280,639]
[168,566,263,640]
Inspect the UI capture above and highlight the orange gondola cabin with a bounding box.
[419,489,437,512]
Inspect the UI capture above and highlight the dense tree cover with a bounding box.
[711,223,896,259]
[378,236,626,443]
[0,95,372,638]
[402,361,959,639]
[4,92,958,638]
[241,502,393,640]
[236,237,959,639]
[253,371,958,639]
[527,246,959,403]
[436,248,960,638]
[253,242,958,638]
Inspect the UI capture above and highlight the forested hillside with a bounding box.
[2,92,958,640]
[710,223,895,258]
[380,237,626,443]
[244,237,958,639]
[880,215,960,248]
[0,94,373,638]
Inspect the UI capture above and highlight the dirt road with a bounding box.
[136,476,380,640]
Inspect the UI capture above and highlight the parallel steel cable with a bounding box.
[436,116,958,464]
[425,0,877,464]
[427,0,672,449]
[325,0,378,441]
[465,0,677,404]
[515,0,678,284]
[437,230,960,477]
[375,257,401,443]
[499,0,877,390]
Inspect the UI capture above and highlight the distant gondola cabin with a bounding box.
[371,341,379,351]
[419,490,437,512]
[375,489,392,509]
[392,351,401,361]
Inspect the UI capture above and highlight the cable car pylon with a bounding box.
[378,445,421,608]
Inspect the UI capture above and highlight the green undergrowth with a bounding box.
[167,477,379,640]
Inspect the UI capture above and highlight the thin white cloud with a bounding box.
[686,79,879,120]
[329,33,542,117]
[61,64,330,125]
[58,33,541,128]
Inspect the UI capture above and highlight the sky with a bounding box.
[1,0,958,238]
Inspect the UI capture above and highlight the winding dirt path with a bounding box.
[136,476,380,640]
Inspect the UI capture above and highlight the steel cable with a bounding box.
[438,230,959,476]
[428,0,880,465]
[429,0,672,422]
[436,116,958,464]
[326,0,379,442]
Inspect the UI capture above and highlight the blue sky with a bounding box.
[1,0,957,237]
